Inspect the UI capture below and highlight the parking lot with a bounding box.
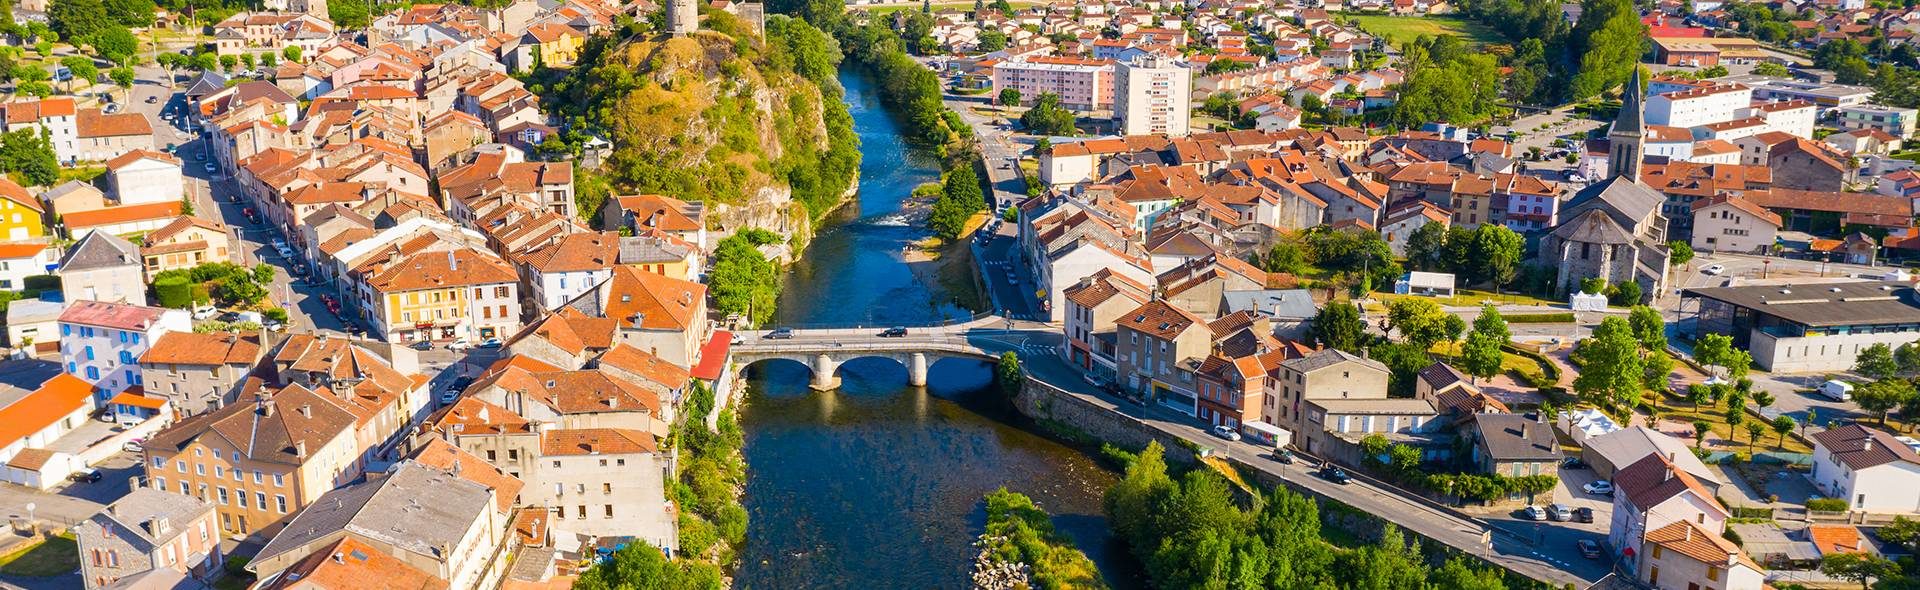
[1472,460,1618,577]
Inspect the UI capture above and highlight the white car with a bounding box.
[1522,505,1548,521]
[1701,264,1726,275]
[203,163,217,174]
[1210,424,1241,442]
[445,340,472,351]
[1583,480,1615,496]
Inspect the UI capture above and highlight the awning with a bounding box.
[1244,421,1289,438]
[108,392,168,410]
[690,331,731,381]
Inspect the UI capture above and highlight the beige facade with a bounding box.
[1266,349,1392,437]
[1688,197,1779,255]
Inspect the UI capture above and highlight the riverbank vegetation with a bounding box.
[972,488,1108,589]
[929,164,985,239]
[670,382,750,566]
[709,229,783,326]
[1105,442,1540,589]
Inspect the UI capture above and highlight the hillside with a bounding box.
[536,13,858,244]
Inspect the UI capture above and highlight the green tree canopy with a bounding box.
[1572,316,1644,408]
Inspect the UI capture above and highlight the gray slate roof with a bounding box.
[1559,177,1665,236]
[1281,348,1388,374]
[57,230,140,272]
[1473,413,1562,462]
[1220,289,1316,320]
[78,488,214,553]
[253,461,493,569]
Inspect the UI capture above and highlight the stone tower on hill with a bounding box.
[668,0,698,37]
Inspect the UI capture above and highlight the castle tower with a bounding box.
[1608,67,1646,182]
[667,0,698,37]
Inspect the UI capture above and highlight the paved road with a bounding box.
[971,224,1042,321]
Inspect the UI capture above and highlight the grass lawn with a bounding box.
[1430,343,1552,386]
[1338,13,1506,47]
[1651,391,1813,455]
[1376,288,1562,309]
[0,533,77,578]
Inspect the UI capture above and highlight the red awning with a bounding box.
[690,331,732,381]
[109,392,167,410]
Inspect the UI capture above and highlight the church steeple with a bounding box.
[1608,67,1646,182]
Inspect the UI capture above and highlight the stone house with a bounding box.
[75,487,222,590]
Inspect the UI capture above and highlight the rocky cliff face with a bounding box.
[545,17,859,252]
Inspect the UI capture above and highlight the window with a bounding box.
[256,492,266,509]
[1707,567,1720,581]
[273,473,285,487]
[253,471,263,484]
[275,495,287,513]
[508,450,519,460]
[236,491,247,508]
[176,460,186,473]
[487,450,496,461]
[214,466,223,478]
[85,366,98,379]
[85,346,94,360]
[154,477,165,490]
[216,487,228,505]
[598,459,607,467]
[603,483,612,494]
[153,457,165,469]
[604,505,614,518]
[576,505,586,519]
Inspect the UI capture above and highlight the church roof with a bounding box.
[1617,67,1645,136]
[1549,208,1635,245]
[1562,177,1666,233]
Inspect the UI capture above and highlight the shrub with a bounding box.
[1505,313,1576,323]
[153,275,192,308]
[1806,498,1849,512]
[21,274,58,292]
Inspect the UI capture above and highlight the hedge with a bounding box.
[1502,343,1562,383]
[153,275,192,309]
[1505,312,1575,323]
[21,275,58,292]
[1806,498,1849,512]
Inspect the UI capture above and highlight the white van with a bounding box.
[1819,380,1854,401]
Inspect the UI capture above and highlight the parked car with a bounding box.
[1548,503,1573,522]
[145,95,158,103]
[262,320,284,332]
[203,163,217,174]
[1522,505,1547,521]
[1210,424,1241,442]
[765,327,795,340]
[476,338,502,349]
[1272,449,1295,464]
[729,333,745,345]
[446,340,472,351]
[1577,539,1602,559]
[439,388,460,405]
[1317,466,1352,485]
[217,311,242,323]
[1561,457,1589,469]
[1583,480,1615,496]
[191,305,218,320]
[1572,507,1594,523]
[1702,264,1726,275]
[69,468,102,483]
[879,327,908,338]
[409,340,434,351]
[121,440,144,453]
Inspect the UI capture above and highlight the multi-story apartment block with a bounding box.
[356,245,522,344]
[1060,268,1153,383]
[1836,103,1918,139]
[0,177,43,241]
[991,56,1116,111]
[533,428,674,547]
[60,300,191,403]
[1644,83,1751,128]
[1114,55,1190,137]
[1114,300,1213,414]
[142,385,363,538]
[75,487,223,590]
[138,332,264,416]
[517,231,618,312]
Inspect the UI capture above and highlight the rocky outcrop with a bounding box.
[970,534,1034,590]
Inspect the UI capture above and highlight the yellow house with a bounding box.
[360,246,522,344]
[523,23,584,68]
[0,177,45,241]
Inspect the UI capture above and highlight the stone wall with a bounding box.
[1012,376,1199,464]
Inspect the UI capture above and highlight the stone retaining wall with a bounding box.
[1012,376,1198,464]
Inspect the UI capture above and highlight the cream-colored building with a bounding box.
[1688,195,1780,255]
[1114,55,1190,137]
[139,332,263,417]
[1266,348,1391,441]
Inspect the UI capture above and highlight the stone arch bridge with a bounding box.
[730,317,1011,390]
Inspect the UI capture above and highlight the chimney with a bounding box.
[1866,440,1874,451]
[296,440,308,458]
[1520,423,1528,439]
[298,404,312,418]
[447,249,457,271]
[332,552,344,564]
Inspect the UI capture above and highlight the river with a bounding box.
[731,66,1140,589]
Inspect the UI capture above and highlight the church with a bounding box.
[1538,68,1671,303]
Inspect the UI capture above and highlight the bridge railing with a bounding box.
[739,311,1000,331]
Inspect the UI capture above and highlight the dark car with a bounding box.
[1577,539,1602,559]
[765,327,795,340]
[879,326,908,338]
[1317,466,1352,485]
[1562,457,1590,470]
[217,311,243,323]
[409,340,434,351]
[68,468,102,483]
[1573,507,1594,523]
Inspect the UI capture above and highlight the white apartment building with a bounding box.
[1837,104,1919,139]
[1810,424,1920,513]
[533,429,675,549]
[59,300,191,404]
[1114,55,1191,137]
[1682,281,1920,373]
[1645,83,1751,128]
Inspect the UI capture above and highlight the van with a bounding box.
[1819,379,1854,401]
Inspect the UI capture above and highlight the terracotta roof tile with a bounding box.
[540,428,657,456]
[140,332,261,367]
[409,438,523,513]
[0,374,97,449]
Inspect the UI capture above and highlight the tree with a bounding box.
[90,26,138,64]
[1308,302,1366,353]
[109,66,133,101]
[1744,422,1765,449]
[1385,297,1453,350]
[48,0,108,41]
[327,0,372,28]
[1695,333,1737,379]
[1820,552,1899,590]
[1754,61,1791,77]
[1854,378,1914,425]
[1692,419,1711,448]
[1627,305,1667,352]
[994,351,1022,399]
[1471,304,1510,343]
[1469,224,1525,289]
[573,543,722,590]
[1857,343,1899,380]
[1668,240,1694,267]
[1610,280,1642,306]
[1877,516,1920,553]
[1573,317,1645,408]
[282,46,303,64]
[190,53,217,72]
[1259,237,1307,275]
[240,54,256,71]
[1020,92,1077,136]
[0,129,60,186]
[1753,390,1775,411]
[1687,384,1712,411]
[708,231,782,325]
[59,56,95,91]
[219,55,237,73]
[1897,342,1920,377]
[1771,415,1796,448]
[977,29,1007,52]
[1460,332,1505,384]
[1568,0,1646,99]
[102,0,153,27]
[928,166,984,239]
[997,87,1020,106]
[1404,222,1449,271]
